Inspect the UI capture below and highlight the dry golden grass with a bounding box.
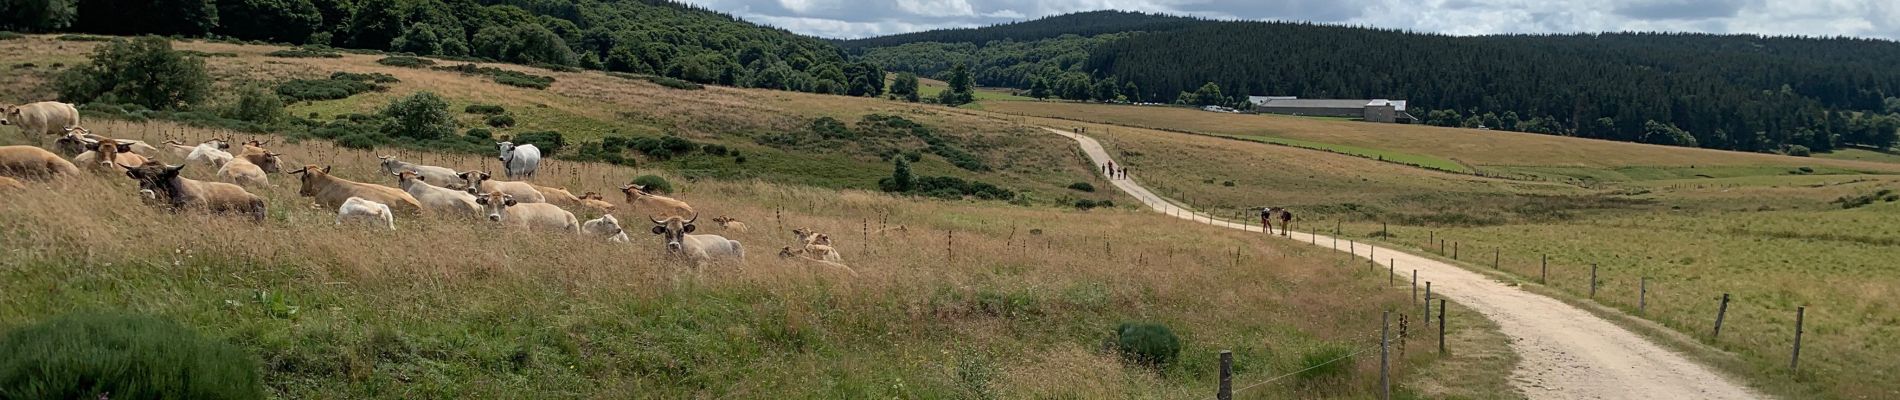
[0,119,1513,397]
[985,101,1900,173]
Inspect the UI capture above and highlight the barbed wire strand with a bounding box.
[1220,330,1387,399]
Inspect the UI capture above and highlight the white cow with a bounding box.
[394,171,480,217]
[2,101,78,144]
[582,214,632,243]
[336,196,395,230]
[162,139,234,167]
[379,155,462,189]
[476,191,579,233]
[648,214,744,265]
[497,142,540,179]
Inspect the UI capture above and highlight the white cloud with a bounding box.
[678,0,1900,40]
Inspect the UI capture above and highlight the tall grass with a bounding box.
[0,120,1509,397]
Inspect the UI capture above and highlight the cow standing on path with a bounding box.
[497,142,540,179]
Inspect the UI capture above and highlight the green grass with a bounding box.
[1814,147,1900,164]
[1209,132,1471,173]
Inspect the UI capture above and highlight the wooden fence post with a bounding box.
[1494,248,1500,269]
[1389,259,1396,287]
[1438,299,1447,355]
[1429,230,1434,246]
[1439,240,1445,254]
[1640,276,1648,315]
[1411,270,1418,305]
[1792,306,1805,373]
[1382,222,1388,237]
[1424,282,1433,324]
[1381,311,1391,400]
[1590,263,1598,298]
[1541,254,1548,284]
[1713,293,1731,340]
[1218,350,1233,400]
[1453,241,1458,260]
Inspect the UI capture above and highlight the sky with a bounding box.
[675,0,1900,41]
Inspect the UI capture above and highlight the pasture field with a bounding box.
[0,36,1104,202]
[984,101,1900,176]
[0,120,1515,398]
[912,76,1036,103]
[1027,107,1900,399]
[1815,147,1900,164]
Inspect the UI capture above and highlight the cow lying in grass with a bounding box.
[620,183,693,219]
[0,145,80,180]
[476,191,579,234]
[337,196,395,230]
[582,214,631,243]
[649,215,743,265]
[291,165,423,216]
[459,171,546,203]
[121,162,267,222]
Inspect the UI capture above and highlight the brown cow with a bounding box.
[0,175,25,191]
[73,136,151,172]
[457,171,546,203]
[619,183,694,219]
[1,101,78,144]
[121,162,267,222]
[217,144,282,187]
[578,191,617,214]
[290,165,423,216]
[0,145,81,179]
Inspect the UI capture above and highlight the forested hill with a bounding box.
[12,0,887,98]
[856,16,1900,153]
[835,10,1196,50]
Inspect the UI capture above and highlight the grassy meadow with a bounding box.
[0,36,1106,203]
[0,37,1521,397]
[1012,104,1900,399]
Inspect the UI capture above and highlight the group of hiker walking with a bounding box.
[1102,161,1127,180]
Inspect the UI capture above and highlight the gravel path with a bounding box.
[1047,127,1762,399]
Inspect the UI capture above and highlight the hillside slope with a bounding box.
[836,11,1194,50]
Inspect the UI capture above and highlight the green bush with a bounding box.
[464,104,506,115]
[484,113,516,128]
[376,55,435,68]
[630,175,672,194]
[57,37,210,111]
[1787,145,1812,157]
[55,34,111,41]
[465,128,493,140]
[0,32,23,40]
[1295,345,1356,385]
[379,92,456,140]
[512,130,566,156]
[1113,322,1181,368]
[606,72,704,90]
[431,64,555,90]
[330,71,399,84]
[0,312,263,399]
[265,47,341,58]
[223,85,284,125]
[1067,182,1096,192]
[335,132,384,149]
[276,73,390,102]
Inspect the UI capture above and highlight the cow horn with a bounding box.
[116,163,136,171]
[649,215,665,225]
[684,213,698,224]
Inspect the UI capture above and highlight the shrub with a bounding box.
[485,113,516,128]
[1067,182,1096,192]
[223,85,284,125]
[276,73,392,102]
[54,34,111,41]
[512,131,566,156]
[265,47,341,58]
[464,104,506,115]
[57,37,210,111]
[1787,145,1812,157]
[607,72,704,90]
[631,175,672,194]
[1113,322,1181,368]
[331,71,399,84]
[465,128,493,140]
[379,92,456,140]
[179,50,237,58]
[335,132,384,149]
[0,312,263,399]
[376,56,435,68]
[1295,345,1356,385]
[432,63,556,89]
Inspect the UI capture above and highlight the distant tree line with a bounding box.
[1,0,889,98]
[857,12,1900,152]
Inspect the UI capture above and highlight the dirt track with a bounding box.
[1046,127,1762,399]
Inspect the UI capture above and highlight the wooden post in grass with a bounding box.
[1218,350,1233,400]
[1382,222,1388,237]
[1541,254,1549,284]
[1429,230,1434,247]
[1640,277,1648,314]
[1424,282,1433,324]
[1411,270,1418,304]
[1494,248,1500,269]
[1381,311,1391,400]
[1792,306,1806,373]
[1454,241,1459,260]
[1590,264,1598,298]
[1389,259,1396,286]
[1439,240,1445,254]
[1438,299,1448,355]
[1713,293,1730,340]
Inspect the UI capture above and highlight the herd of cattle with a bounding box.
[0,101,860,273]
